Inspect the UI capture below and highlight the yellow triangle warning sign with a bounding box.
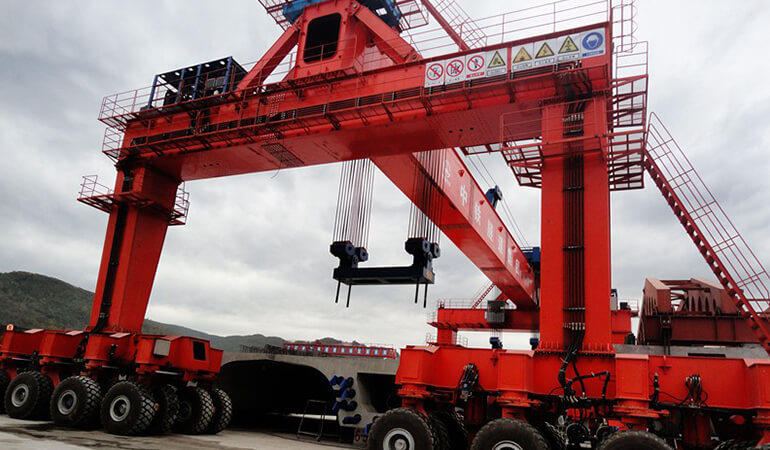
[513,47,532,63]
[488,51,506,69]
[536,42,554,58]
[559,36,579,54]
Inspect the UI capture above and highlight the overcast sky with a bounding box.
[0,1,768,349]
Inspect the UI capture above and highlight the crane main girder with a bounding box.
[102,28,610,181]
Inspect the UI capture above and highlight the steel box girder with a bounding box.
[111,26,611,181]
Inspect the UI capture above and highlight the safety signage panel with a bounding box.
[424,61,445,87]
[485,49,508,77]
[580,28,606,58]
[533,38,557,67]
[445,58,466,84]
[556,34,580,62]
[511,43,534,72]
[424,49,510,87]
[465,53,486,80]
[510,27,607,73]
[425,28,606,86]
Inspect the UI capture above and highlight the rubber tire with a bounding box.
[368,408,436,450]
[0,371,10,414]
[203,388,233,434]
[50,376,102,429]
[174,386,214,435]
[430,413,451,450]
[100,381,156,436]
[717,442,770,450]
[435,411,468,450]
[4,371,54,420]
[714,441,754,450]
[471,418,549,450]
[147,384,179,435]
[598,431,672,450]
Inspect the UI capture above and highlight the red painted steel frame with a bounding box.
[396,346,770,428]
[3,0,768,444]
[639,278,770,346]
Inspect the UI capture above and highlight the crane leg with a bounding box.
[89,166,178,333]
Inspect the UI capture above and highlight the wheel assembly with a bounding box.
[4,370,54,420]
[429,413,451,450]
[203,388,232,434]
[434,411,468,450]
[367,408,436,450]
[50,376,102,429]
[470,418,549,450]
[147,384,179,435]
[100,381,156,435]
[0,371,10,414]
[173,386,214,435]
[597,431,672,450]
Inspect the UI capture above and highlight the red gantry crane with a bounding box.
[1,0,769,447]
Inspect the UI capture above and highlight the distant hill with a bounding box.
[0,271,93,330]
[141,319,286,352]
[0,271,288,352]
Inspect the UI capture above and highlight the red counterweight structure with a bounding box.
[0,0,768,447]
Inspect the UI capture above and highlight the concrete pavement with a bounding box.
[0,415,352,449]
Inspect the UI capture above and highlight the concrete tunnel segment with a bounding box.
[219,351,399,437]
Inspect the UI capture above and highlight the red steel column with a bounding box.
[538,104,567,351]
[538,98,613,352]
[89,166,178,333]
[582,97,613,351]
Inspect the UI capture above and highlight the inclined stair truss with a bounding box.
[645,113,770,354]
[421,0,487,50]
[471,282,496,309]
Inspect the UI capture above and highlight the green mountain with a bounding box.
[0,271,286,352]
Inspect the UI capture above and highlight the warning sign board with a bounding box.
[465,53,486,80]
[557,34,580,62]
[425,28,608,87]
[580,28,606,58]
[485,49,508,77]
[445,58,466,84]
[511,43,534,72]
[424,61,445,87]
[533,39,557,67]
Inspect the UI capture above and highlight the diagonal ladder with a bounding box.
[421,0,487,50]
[645,113,770,355]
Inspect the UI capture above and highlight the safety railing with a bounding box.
[170,184,190,226]
[102,126,124,161]
[612,40,648,130]
[428,0,488,49]
[258,0,429,31]
[79,175,113,198]
[425,333,469,347]
[500,98,647,191]
[77,176,190,226]
[610,0,637,54]
[77,175,115,214]
[396,0,431,31]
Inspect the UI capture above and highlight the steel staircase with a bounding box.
[471,282,496,309]
[425,0,487,49]
[645,113,770,355]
